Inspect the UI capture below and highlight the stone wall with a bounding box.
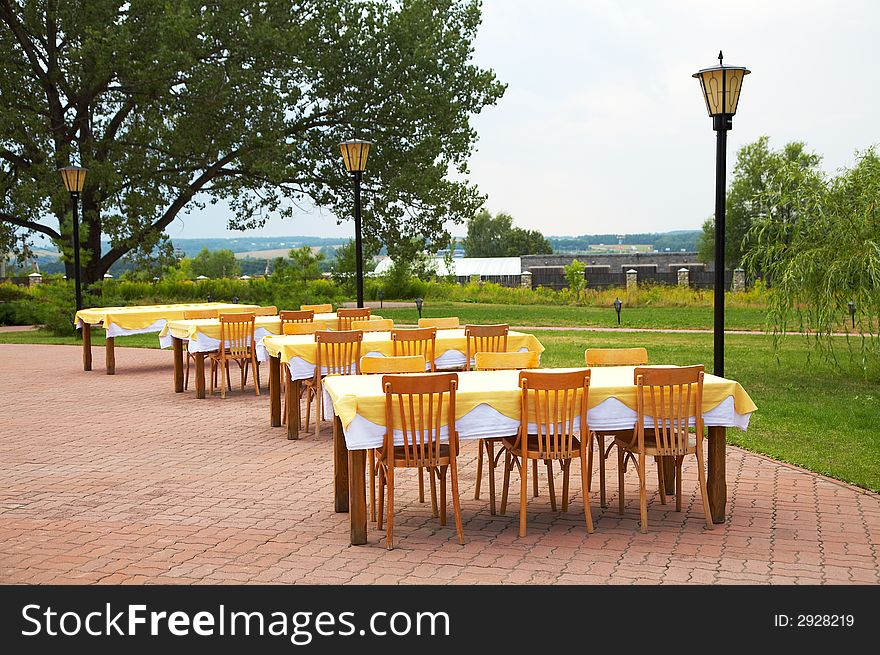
[522,252,712,272]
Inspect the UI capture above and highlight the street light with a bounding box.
[58,165,88,312]
[415,297,423,319]
[613,297,622,325]
[378,289,385,309]
[693,51,750,377]
[338,138,373,308]
[848,300,856,329]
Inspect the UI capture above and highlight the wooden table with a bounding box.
[321,368,755,545]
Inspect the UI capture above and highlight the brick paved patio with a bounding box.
[1,343,878,584]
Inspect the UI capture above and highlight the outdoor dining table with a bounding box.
[320,366,757,545]
[263,328,546,439]
[74,302,260,375]
[163,312,382,398]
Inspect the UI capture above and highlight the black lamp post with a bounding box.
[415,297,423,319]
[58,166,88,312]
[693,52,750,377]
[848,300,856,329]
[613,297,622,325]
[339,138,374,308]
[378,289,385,309]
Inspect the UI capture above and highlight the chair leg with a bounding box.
[657,456,667,505]
[439,465,448,526]
[418,466,425,503]
[253,359,261,395]
[304,383,312,434]
[500,450,512,516]
[695,444,714,529]
[386,464,395,550]
[240,360,246,390]
[225,361,231,394]
[315,381,322,437]
[598,436,608,508]
[209,360,215,396]
[486,440,497,516]
[429,467,439,518]
[618,447,626,516]
[561,458,570,513]
[532,459,539,497]
[519,453,529,537]
[450,459,465,546]
[546,459,557,511]
[638,452,648,534]
[377,463,385,530]
[185,354,191,391]
[580,449,594,533]
[587,433,594,492]
[675,456,684,512]
[369,450,376,522]
[474,439,484,500]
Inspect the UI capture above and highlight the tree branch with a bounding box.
[0,213,61,240]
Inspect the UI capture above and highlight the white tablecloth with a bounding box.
[159,328,275,361]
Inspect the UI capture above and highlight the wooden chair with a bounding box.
[500,369,594,537]
[614,365,712,533]
[351,318,394,332]
[391,327,436,372]
[182,309,220,390]
[359,354,428,523]
[282,322,320,336]
[336,307,371,330]
[208,312,260,399]
[301,303,333,314]
[464,324,509,371]
[472,349,541,515]
[418,317,460,329]
[377,373,464,549]
[584,347,649,508]
[280,309,314,325]
[308,330,363,435]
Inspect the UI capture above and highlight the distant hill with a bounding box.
[546,231,700,254]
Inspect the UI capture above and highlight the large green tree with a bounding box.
[0,0,505,284]
[190,247,239,278]
[697,136,823,268]
[461,209,552,257]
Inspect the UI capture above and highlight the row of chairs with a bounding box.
[367,347,712,549]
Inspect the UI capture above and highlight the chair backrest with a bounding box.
[474,350,539,371]
[585,347,648,367]
[301,303,333,314]
[360,355,426,375]
[351,318,394,332]
[464,324,509,371]
[315,330,363,376]
[418,316,460,329]
[634,365,704,457]
[382,373,458,467]
[252,305,278,316]
[282,322,320,336]
[280,309,314,324]
[337,307,371,331]
[183,309,219,319]
[519,369,590,460]
[391,327,437,372]
[218,312,256,358]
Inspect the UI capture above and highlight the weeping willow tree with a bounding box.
[744,148,880,374]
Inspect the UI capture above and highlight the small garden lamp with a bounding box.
[232,296,239,304]
[848,300,856,328]
[378,289,385,309]
[693,51,750,377]
[338,138,373,309]
[415,297,423,319]
[613,297,622,325]
[58,165,88,312]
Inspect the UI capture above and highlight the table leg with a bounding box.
[105,336,115,375]
[707,425,726,524]
[286,373,301,440]
[269,355,281,427]
[195,352,206,399]
[349,450,367,546]
[82,323,92,371]
[173,337,184,393]
[333,415,349,513]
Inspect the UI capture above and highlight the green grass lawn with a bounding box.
[2,314,877,492]
[379,301,770,330]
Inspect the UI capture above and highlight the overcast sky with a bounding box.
[169,0,879,240]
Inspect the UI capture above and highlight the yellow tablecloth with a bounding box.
[161,312,359,341]
[322,366,757,431]
[262,328,545,365]
[74,302,261,331]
